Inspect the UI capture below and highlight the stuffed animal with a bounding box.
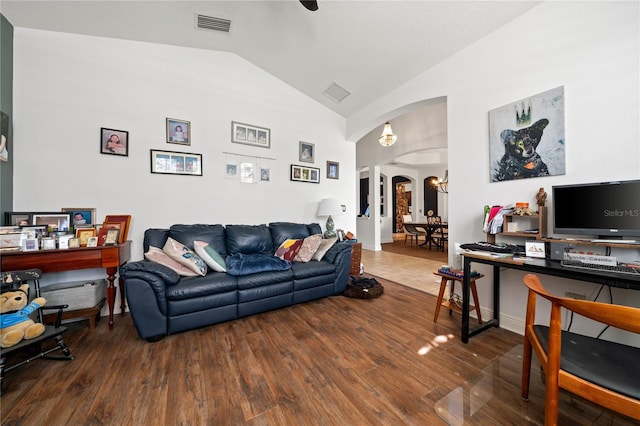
[0,284,46,348]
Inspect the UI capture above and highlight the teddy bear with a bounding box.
[0,284,46,348]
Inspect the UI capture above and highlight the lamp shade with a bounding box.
[317,198,341,217]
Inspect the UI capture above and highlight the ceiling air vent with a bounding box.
[323,82,351,103]
[195,13,231,33]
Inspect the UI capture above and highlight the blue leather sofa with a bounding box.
[120,222,352,341]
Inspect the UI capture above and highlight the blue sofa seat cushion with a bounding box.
[291,261,335,279]
[226,253,291,276]
[237,269,294,290]
[166,273,237,301]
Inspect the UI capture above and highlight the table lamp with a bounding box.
[317,198,341,238]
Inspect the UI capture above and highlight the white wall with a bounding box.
[347,1,640,342]
[11,29,356,302]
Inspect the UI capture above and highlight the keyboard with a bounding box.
[561,260,640,275]
[460,242,525,254]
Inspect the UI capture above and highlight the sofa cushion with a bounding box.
[290,260,336,279]
[226,224,273,255]
[193,240,226,272]
[269,222,312,248]
[294,234,323,262]
[165,273,237,300]
[144,246,199,277]
[170,224,227,257]
[312,237,337,261]
[236,269,295,290]
[275,239,304,261]
[226,253,291,276]
[163,237,208,276]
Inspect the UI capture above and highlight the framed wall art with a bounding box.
[100,127,129,156]
[166,118,190,145]
[489,86,565,182]
[299,141,314,163]
[327,161,339,179]
[231,121,270,149]
[151,149,202,176]
[62,208,96,227]
[290,164,320,184]
[260,167,270,182]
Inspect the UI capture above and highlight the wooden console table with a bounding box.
[0,241,131,329]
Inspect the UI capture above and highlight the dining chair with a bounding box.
[521,274,640,425]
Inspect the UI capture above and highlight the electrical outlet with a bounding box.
[565,291,586,300]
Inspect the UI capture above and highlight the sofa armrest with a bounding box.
[120,260,181,286]
[322,241,352,264]
[321,242,352,294]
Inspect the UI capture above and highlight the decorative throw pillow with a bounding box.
[294,234,323,262]
[193,240,226,272]
[144,246,199,277]
[274,238,304,261]
[311,237,338,261]
[163,237,207,276]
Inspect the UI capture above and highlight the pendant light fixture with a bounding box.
[378,122,397,147]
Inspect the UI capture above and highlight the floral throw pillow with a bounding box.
[163,237,207,276]
[294,234,323,262]
[274,238,304,261]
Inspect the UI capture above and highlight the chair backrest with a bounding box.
[521,274,640,424]
[402,214,412,223]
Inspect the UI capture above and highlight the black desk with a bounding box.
[460,252,640,343]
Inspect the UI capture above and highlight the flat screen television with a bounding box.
[552,179,640,241]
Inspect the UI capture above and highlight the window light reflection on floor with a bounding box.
[418,333,455,355]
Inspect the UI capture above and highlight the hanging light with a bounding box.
[378,122,397,147]
[432,170,448,193]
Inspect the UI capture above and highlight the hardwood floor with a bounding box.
[1,277,637,425]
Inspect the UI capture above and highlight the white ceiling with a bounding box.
[0,0,541,118]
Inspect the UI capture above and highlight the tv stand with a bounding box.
[590,239,639,244]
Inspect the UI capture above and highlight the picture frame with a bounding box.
[68,238,80,249]
[41,237,56,250]
[150,149,202,176]
[100,127,129,157]
[260,167,270,182]
[86,236,99,248]
[76,227,96,246]
[105,229,120,246]
[4,212,32,226]
[22,238,38,252]
[231,121,270,149]
[32,213,71,231]
[166,118,191,145]
[327,161,339,179]
[104,214,131,243]
[290,164,320,184]
[62,208,96,227]
[299,141,315,163]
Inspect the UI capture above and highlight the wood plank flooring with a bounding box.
[1,277,637,425]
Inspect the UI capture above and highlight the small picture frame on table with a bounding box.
[76,228,96,246]
[22,238,38,252]
[62,208,96,227]
[86,236,99,248]
[68,238,80,249]
[41,237,56,250]
[105,229,120,246]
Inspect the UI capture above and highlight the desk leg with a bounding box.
[106,266,117,329]
[462,258,471,343]
[492,265,500,324]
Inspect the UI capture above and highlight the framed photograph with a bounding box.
[41,237,56,250]
[86,236,98,247]
[68,238,80,249]
[62,208,96,227]
[166,118,190,145]
[105,229,120,246]
[4,212,32,226]
[327,161,339,179]
[299,141,314,163]
[290,164,320,184]
[32,213,71,231]
[100,127,129,156]
[76,227,96,246]
[104,214,131,242]
[260,167,270,182]
[58,235,73,250]
[226,162,238,178]
[231,121,270,149]
[151,149,202,176]
[22,238,38,252]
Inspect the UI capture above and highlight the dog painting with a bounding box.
[489,87,565,182]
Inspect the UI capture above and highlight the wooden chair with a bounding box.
[521,274,640,425]
[427,216,448,251]
[0,269,74,393]
[403,223,425,246]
